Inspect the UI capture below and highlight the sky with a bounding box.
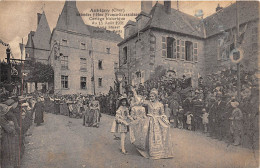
[0,0,235,61]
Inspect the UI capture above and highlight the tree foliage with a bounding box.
[27,62,54,83]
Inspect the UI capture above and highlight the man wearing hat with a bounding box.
[229,100,243,146]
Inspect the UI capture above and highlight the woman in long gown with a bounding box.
[130,87,174,159]
[84,97,101,127]
[60,97,69,116]
[34,97,45,126]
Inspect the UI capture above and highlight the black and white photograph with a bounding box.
[0,0,259,167]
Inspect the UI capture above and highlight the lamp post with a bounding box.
[115,71,124,94]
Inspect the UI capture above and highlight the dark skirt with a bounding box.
[34,110,44,125]
[60,103,69,116]
[84,109,100,127]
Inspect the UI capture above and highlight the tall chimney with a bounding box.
[37,13,42,25]
[216,4,223,12]
[141,1,152,14]
[164,1,171,14]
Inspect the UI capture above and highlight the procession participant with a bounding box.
[164,103,171,123]
[215,92,226,140]
[229,100,243,146]
[130,87,173,159]
[54,96,60,115]
[178,106,184,129]
[168,94,179,128]
[0,103,20,168]
[186,111,193,130]
[84,96,101,127]
[110,94,132,154]
[34,97,45,126]
[201,108,209,133]
[60,96,69,116]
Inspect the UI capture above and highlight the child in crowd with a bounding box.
[201,108,209,133]
[164,104,171,123]
[186,112,193,130]
[178,106,184,129]
[110,94,133,154]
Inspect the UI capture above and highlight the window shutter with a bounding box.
[181,40,185,60]
[162,36,166,57]
[193,42,198,62]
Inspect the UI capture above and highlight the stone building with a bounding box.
[25,12,51,64]
[48,1,122,95]
[118,1,259,87]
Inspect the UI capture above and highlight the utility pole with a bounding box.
[6,47,11,83]
[235,1,241,101]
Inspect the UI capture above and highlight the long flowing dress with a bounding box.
[60,99,69,116]
[84,101,100,127]
[34,101,44,125]
[129,100,174,159]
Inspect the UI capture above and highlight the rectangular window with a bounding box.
[80,58,87,71]
[123,47,127,64]
[80,77,87,89]
[166,37,176,59]
[114,62,118,69]
[185,41,193,61]
[106,48,110,54]
[98,78,102,87]
[98,60,103,70]
[61,56,68,69]
[62,39,68,46]
[61,75,68,89]
[193,42,198,62]
[80,43,86,50]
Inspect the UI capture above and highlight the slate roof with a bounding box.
[148,3,205,38]
[25,31,35,48]
[119,1,259,45]
[32,11,51,50]
[55,1,122,42]
[55,1,90,36]
[203,1,259,37]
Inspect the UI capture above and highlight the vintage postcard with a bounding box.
[0,0,259,168]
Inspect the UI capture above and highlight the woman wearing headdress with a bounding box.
[130,87,174,159]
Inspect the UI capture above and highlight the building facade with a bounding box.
[118,1,259,88]
[48,1,122,95]
[25,12,51,64]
